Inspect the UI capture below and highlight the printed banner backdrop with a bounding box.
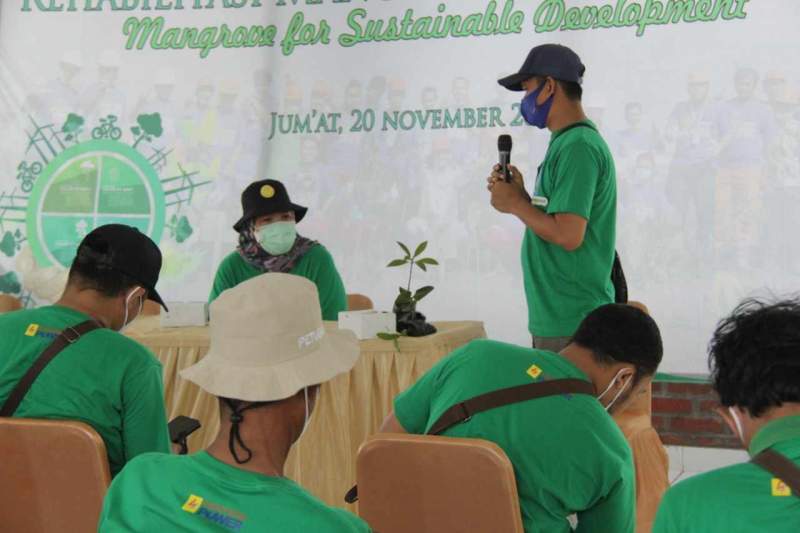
[0,0,797,373]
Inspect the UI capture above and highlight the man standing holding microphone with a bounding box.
[488,44,618,352]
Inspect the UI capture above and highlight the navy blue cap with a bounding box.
[76,224,167,311]
[498,44,586,92]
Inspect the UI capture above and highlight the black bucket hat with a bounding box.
[76,224,168,311]
[233,179,308,232]
[498,43,585,92]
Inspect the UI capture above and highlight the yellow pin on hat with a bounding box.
[260,185,276,198]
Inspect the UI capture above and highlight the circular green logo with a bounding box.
[26,139,166,268]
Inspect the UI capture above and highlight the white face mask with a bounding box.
[596,369,631,412]
[729,407,745,443]
[120,288,144,332]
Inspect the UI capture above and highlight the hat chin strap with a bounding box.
[225,398,269,464]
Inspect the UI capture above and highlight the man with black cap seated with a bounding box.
[379,304,663,533]
[488,44,617,354]
[209,179,347,321]
[99,274,370,532]
[0,224,170,476]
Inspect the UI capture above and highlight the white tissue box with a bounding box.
[338,310,396,340]
[160,302,209,328]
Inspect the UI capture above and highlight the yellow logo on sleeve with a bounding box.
[527,364,543,380]
[772,478,792,497]
[182,494,204,513]
[25,324,39,337]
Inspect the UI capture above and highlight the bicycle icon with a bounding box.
[91,115,122,140]
[16,161,43,193]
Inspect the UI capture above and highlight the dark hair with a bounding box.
[67,238,139,298]
[558,80,583,101]
[709,298,800,417]
[572,304,663,384]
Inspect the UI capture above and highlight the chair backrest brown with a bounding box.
[0,293,22,313]
[347,293,374,311]
[356,434,524,533]
[0,418,111,533]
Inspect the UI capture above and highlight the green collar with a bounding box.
[194,451,289,487]
[749,414,800,456]
[550,119,596,142]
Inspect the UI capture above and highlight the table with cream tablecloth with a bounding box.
[126,316,668,528]
[125,316,487,509]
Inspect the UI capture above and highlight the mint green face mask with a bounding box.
[256,221,297,255]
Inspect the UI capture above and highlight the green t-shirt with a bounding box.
[654,415,800,533]
[394,339,635,533]
[523,120,617,337]
[209,244,347,321]
[0,305,170,476]
[98,451,372,532]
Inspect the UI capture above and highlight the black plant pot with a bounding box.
[393,302,437,337]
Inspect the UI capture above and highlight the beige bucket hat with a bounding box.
[180,273,359,402]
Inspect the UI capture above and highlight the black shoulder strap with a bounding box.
[612,251,628,304]
[751,449,800,498]
[0,319,102,417]
[428,378,596,435]
[344,378,596,504]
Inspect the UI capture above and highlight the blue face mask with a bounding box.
[520,82,554,129]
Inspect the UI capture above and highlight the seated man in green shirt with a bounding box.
[379,304,663,533]
[209,179,347,321]
[654,298,800,533]
[0,224,171,476]
[99,273,370,533]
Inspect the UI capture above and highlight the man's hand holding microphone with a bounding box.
[488,134,532,214]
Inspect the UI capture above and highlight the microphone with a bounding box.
[498,134,512,183]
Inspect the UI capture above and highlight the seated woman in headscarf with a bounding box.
[209,179,347,320]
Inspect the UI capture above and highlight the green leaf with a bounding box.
[387,259,407,267]
[175,216,193,243]
[417,257,439,266]
[61,113,84,133]
[137,113,164,137]
[377,332,400,341]
[0,272,21,294]
[413,241,428,258]
[413,286,434,301]
[0,232,16,257]
[395,292,413,305]
[415,262,427,272]
[397,241,411,259]
[399,287,411,296]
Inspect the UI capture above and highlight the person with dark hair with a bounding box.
[209,179,347,320]
[488,44,618,353]
[99,274,370,532]
[0,224,170,476]
[654,298,800,532]
[378,304,663,533]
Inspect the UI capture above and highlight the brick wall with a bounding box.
[652,380,741,448]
